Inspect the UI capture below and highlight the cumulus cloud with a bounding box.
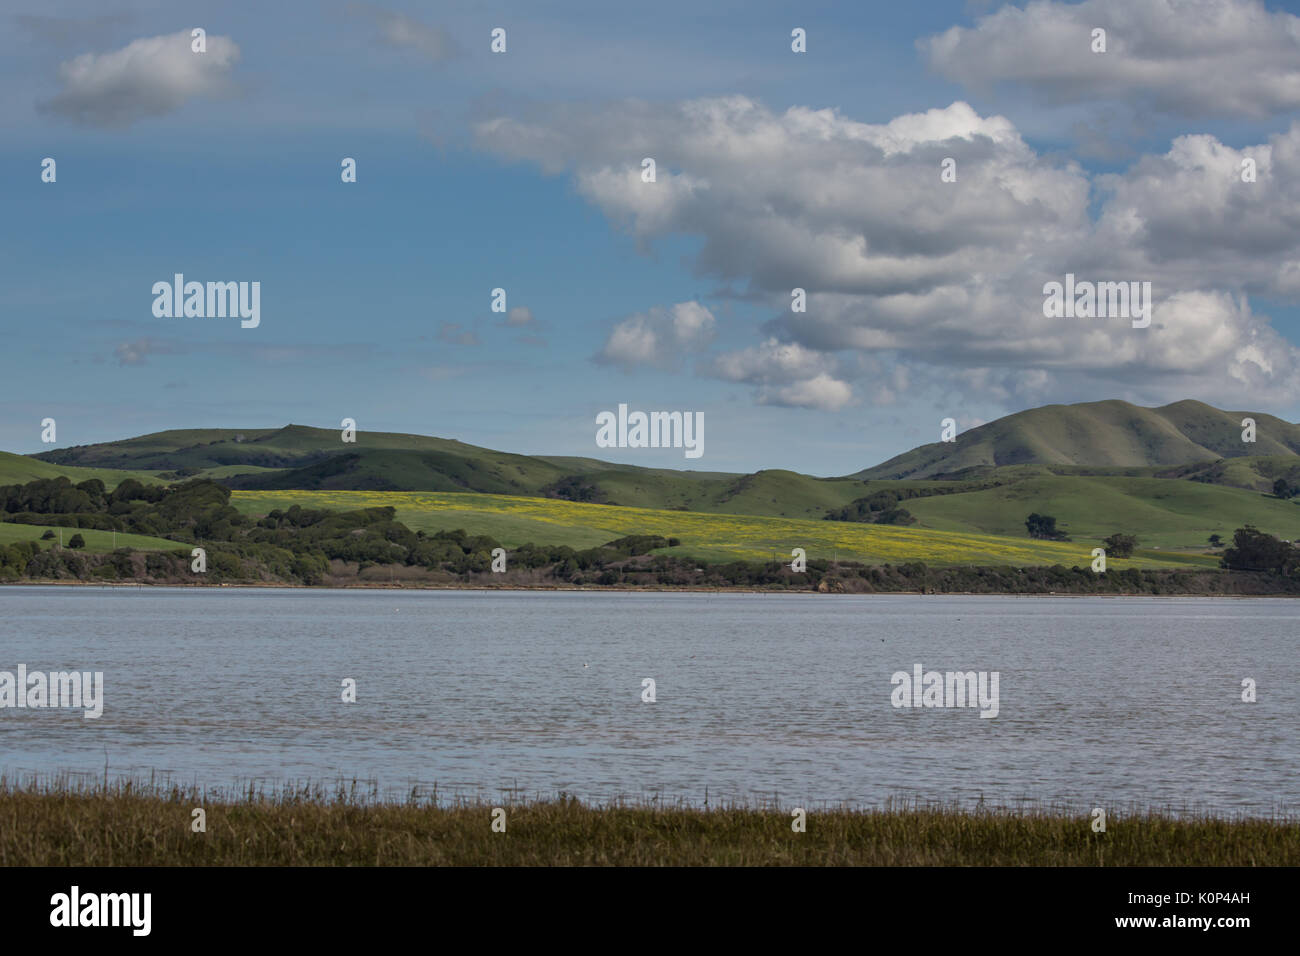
[922,0,1300,119]
[710,338,854,409]
[351,5,459,62]
[761,374,855,411]
[40,30,240,128]
[477,94,1300,408]
[505,306,534,326]
[595,301,715,371]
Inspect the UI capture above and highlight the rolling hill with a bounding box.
[30,424,871,518]
[0,450,165,488]
[10,399,1300,567]
[857,400,1300,479]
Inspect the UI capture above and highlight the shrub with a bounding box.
[1102,533,1138,558]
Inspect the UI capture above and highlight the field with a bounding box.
[0,523,180,554]
[230,489,1218,568]
[0,451,162,489]
[904,475,1300,550]
[2,781,1293,866]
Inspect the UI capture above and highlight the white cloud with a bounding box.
[478,94,1300,408]
[709,338,854,410]
[760,374,854,412]
[505,306,534,326]
[41,30,239,128]
[922,0,1300,119]
[595,301,715,371]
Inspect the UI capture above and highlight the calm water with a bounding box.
[1,586,1296,815]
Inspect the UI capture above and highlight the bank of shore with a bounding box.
[2,781,1294,866]
[4,578,1298,597]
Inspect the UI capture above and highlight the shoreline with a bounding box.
[3,579,1297,598]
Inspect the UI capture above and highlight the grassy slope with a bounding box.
[0,451,163,488]
[859,399,1300,479]
[33,424,574,473]
[12,402,1300,568]
[4,451,1288,567]
[903,475,1300,550]
[1154,455,1300,493]
[29,427,284,468]
[229,489,1209,568]
[0,523,179,554]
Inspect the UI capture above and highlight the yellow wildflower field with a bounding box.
[229,489,1181,568]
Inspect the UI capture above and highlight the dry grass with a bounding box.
[2,778,1295,866]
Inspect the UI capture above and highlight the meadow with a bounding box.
[0,522,179,554]
[905,474,1300,550]
[0,450,161,488]
[230,489,1218,568]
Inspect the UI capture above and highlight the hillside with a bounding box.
[11,399,1300,565]
[31,424,875,518]
[32,425,474,472]
[897,475,1300,549]
[857,400,1300,480]
[0,450,164,488]
[228,488,1208,569]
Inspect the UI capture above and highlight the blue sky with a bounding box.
[5,0,1300,474]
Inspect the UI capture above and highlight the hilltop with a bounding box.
[857,399,1300,479]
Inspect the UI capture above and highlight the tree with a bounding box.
[67,533,86,549]
[1273,478,1295,500]
[1208,534,1222,548]
[1102,533,1138,558]
[40,530,55,540]
[875,507,916,526]
[1026,513,1068,540]
[1220,526,1296,573]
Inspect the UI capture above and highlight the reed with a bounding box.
[1,776,1294,866]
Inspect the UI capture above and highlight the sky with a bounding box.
[4,0,1300,475]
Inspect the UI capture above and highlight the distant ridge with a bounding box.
[20,400,1300,512]
[13,401,1300,548]
[855,400,1300,480]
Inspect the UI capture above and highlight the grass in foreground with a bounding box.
[2,781,1294,866]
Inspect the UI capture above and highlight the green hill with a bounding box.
[31,425,872,518]
[14,399,1300,566]
[0,523,178,554]
[858,399,1300,479]
[897,474,1300,550]
[229,488,1205,569]
[0,450,163,488]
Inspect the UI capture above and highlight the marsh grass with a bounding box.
[1,775,1295,866]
